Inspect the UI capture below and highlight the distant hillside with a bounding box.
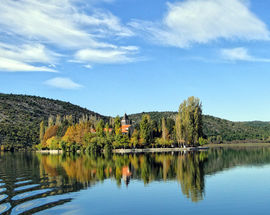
[0,93,107,148]
[129,112,270,142]
[129,111,177,123]
[1,93,270,149]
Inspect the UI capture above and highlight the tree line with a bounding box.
[37,96,207,153]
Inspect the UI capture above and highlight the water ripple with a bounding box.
[0,203,11,214]
[12,188,53,201]
[0,188,6,193]
[15,180,32,185]
[0,194,8,202]
[11,195,72,215]
[14,184,40,192]
[16,177,26,181]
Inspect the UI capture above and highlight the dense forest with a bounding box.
[34,96,204,152]
[0,93,107,149]
[130,112,270,143]
[1,93,270,150]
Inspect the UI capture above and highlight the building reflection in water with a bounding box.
[1,147,270,214]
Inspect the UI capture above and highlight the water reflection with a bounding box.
[1,147,270,214]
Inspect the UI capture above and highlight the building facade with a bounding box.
[121,114,134,136]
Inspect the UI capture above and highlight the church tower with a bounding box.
[121,113,130,126]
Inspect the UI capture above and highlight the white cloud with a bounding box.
[0,42,59,72]
[0,57,56,72]
[74,10,134,38]
[0,43,58,64]
[75,46,138,63]
[221,47,270,62]
[44,77,82,89]
[83,64,93,69]
[130,0,270,48]
[0,0,133,49]
[0,0,137,72]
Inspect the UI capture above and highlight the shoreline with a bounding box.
[112,147,209,153]
[32,143,270,154]
[36,147,209,154]
[36,150,63,154]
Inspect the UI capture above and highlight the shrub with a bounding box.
[199,137,208,146]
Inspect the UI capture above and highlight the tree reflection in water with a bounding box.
[39,151,207,202]
[1,147,270,214]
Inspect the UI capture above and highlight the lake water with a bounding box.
[1,147,270,214]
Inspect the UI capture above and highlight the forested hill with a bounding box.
[1,93,270,148]
[129,112,270,142]
[0,93,107,148]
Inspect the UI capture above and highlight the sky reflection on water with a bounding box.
[1,147,270,214]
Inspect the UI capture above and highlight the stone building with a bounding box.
[121,113,134,136]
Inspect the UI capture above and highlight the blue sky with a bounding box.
[1,0,270,121]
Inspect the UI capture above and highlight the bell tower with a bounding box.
[121,113,130,125]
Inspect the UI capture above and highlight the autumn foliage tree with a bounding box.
[62,122,92,147]
[162,117,169,141]
[42,125,59,147]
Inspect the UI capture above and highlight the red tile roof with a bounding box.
[122,166,132,177]
[121,125,131,133]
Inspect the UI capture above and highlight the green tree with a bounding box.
[140,114,152,146]
[130,129,140,148]
[39,121,45,143]
[176,96,203,146]
[114,116,121,136]
[105,123,110,135]
[198,137,208,146]
[96,120,105,137]
[60,141,67,151]
[217,135,223,144]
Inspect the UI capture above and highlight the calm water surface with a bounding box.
[1,147,270,214]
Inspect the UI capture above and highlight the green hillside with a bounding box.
[129,112,270,142]
[1,93,270,149]
[0,93,107,148]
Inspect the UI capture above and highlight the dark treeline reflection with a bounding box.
[1,147,270,214]
[40,152,207,202]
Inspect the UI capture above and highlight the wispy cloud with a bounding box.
[0,0,133,49]
[0,42,59,72]
[130,0,270,48]
[0,57,57,72]
[221,47,270,62]
[83,65,93,69]
[44,77,82,89]
[75,46,139,64]
[0,0,137,72]
[74,10,134,38]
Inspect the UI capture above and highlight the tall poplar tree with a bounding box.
[114,116,122,136]
[39,121,45,143]
[48,115,54,128]
[96,120,105,137]
[176,96,203,146]
[161,117,169,141]
[55,115,62,126]
[140,114,152,145]
[105,123,110,135]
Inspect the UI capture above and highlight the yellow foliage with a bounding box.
[62,122,92,146]
[46,136,60,150]
[42,125,59,147]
